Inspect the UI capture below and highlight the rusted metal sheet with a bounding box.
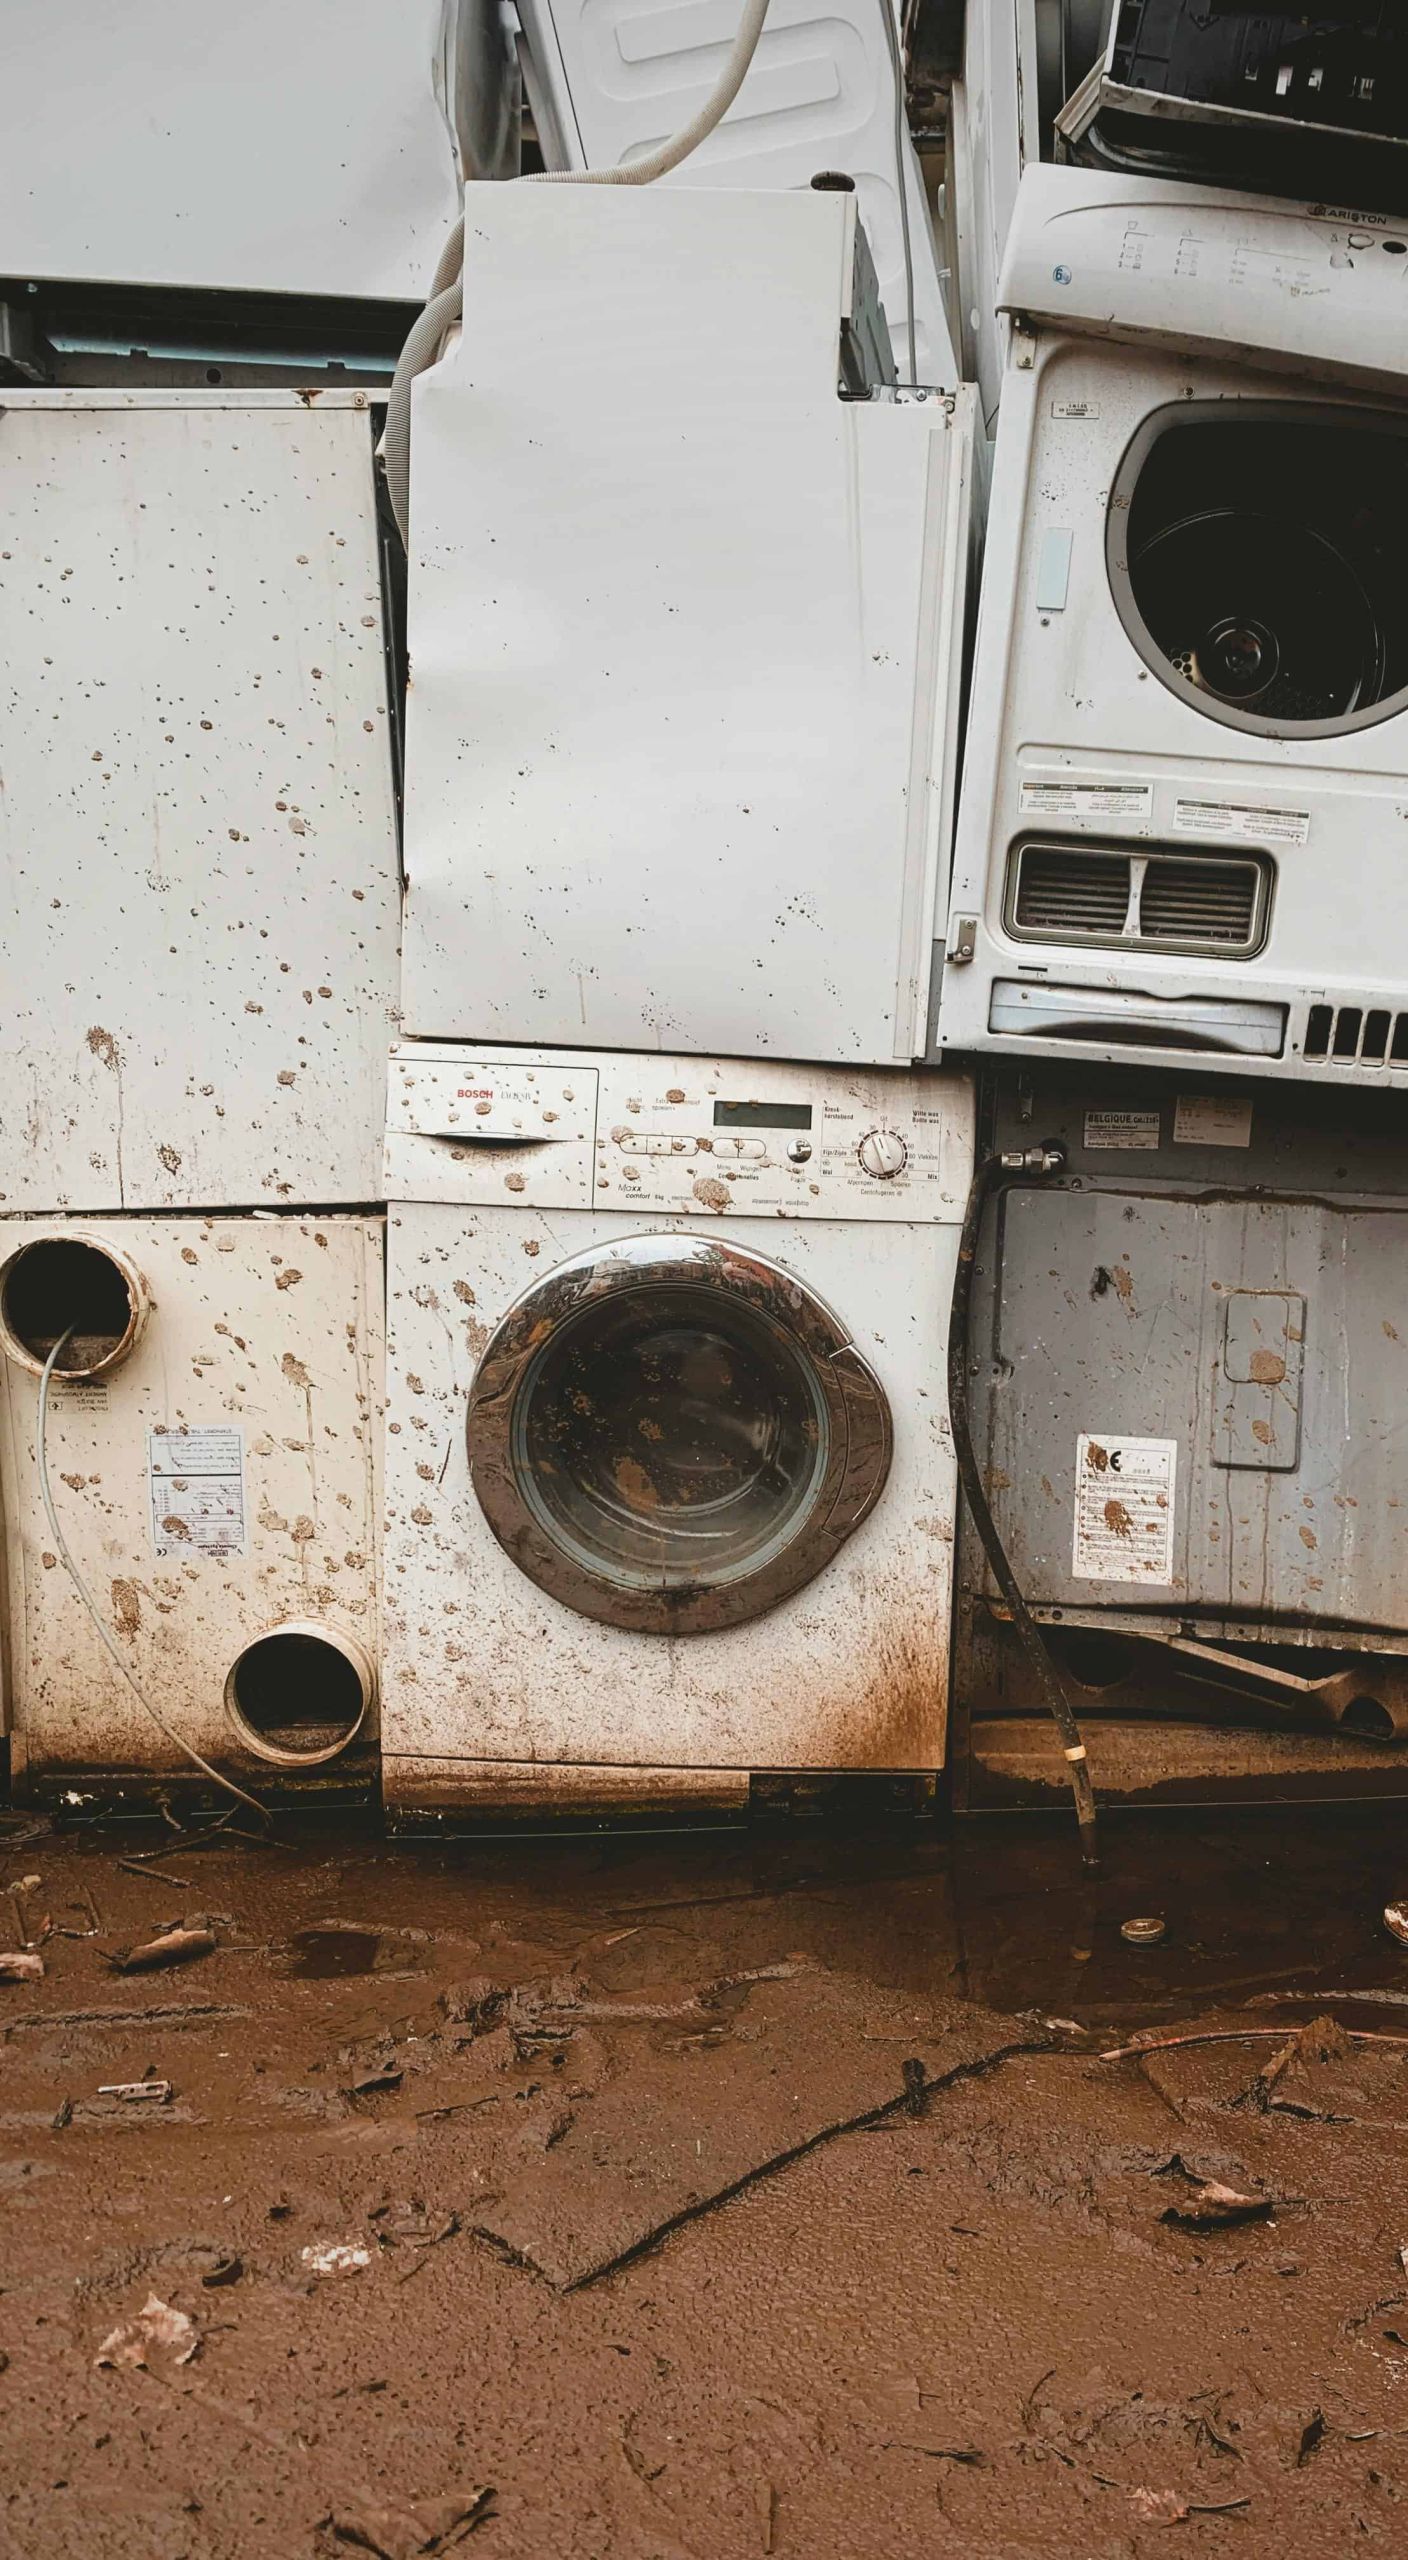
[0,394,399,1213]
[960,1715,1408,1809]
[0,1214,382,1795]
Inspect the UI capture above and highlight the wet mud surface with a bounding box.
[6,1804,1408,2554]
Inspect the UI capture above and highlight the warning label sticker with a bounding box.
[148,1428,246,1559]
[1019,781,1153,821]
[1173,1094,1254,1148]
[1072,1435,1177,1585]
[1084,1110,1161,1151]
[1173,797,1309,847]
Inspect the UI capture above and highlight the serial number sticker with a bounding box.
[1084,1110,1161,1152]
[148,1427,246,1559]
[1173,1095,1253,1148]
[1072,1435,1177,1585]
[1019,781,1153,820]
[1173,797,1310,846]
[1051,400,1101,419]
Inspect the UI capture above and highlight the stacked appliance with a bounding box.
[382,179,981,1821]
[930,21,1408,1809]
[0,391,398,1809]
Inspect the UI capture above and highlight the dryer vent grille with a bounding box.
[1304,1004,1408,1067]
[1008,843,1267,957]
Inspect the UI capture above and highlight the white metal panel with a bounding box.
[0,1,460,301]
[999,166,1408,395]
[0,1214,382,1789]
[0,393,400,1212]
[401,185,974,1065]
[514,0,958,384]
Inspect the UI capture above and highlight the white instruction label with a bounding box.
[1084,1110,1161,1152]
[1052,400,1101,419]
[1173,797,1309,846]
[1019,781,1153,821]
[1072,1435,1177,1585]
[1173,1095,1254,1148]
[148,1428,246,1558]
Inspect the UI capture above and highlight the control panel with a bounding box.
[387,1047,974,1220]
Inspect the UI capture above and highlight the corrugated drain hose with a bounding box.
[382,0,774,544]
[946,1147,1100,1868]
[37,1329,272,1830]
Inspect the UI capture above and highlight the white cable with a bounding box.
[37,1330,271,1829]
[382,0,774,542]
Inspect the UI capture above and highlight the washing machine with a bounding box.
[0,1214,382,1808]
[401,183,975,1067]
[381,1045,974,1819]
[935,166,1408,1088]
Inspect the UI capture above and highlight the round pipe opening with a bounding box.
[0,1233,148,1377]
[224,1621,373,1767]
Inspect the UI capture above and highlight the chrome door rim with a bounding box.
[467,1232,892,1633]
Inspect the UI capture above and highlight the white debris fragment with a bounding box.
[301,2241,373,2278]
[95,2293,199,2369]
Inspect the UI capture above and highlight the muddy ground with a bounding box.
[5,1803,1408,2557]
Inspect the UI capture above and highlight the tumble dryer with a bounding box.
[380,1046,975,1819]
[936,167,1408,1089]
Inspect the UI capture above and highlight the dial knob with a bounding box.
[858,1127,907,1180]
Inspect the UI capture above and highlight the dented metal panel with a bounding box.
[0,394,400,1213]
[0,1214,382,1793]
[961,1068,1408,1648]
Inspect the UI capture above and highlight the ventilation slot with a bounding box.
[1012,848,1132,938]
[1303,1003,1408,1067]
[1007,843,1268,957]
[1138,857,1260,948]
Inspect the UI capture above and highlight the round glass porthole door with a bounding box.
[1107,402,1408,737]
[467,1234,892,1633]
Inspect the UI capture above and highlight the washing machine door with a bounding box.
[467,1233,892,1634]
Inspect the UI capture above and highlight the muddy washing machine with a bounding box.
[380,1046,974,1824]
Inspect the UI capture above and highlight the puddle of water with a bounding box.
[284,1926,384,1979]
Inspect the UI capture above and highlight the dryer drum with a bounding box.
[466,1233,893,1634]
[1109,404,1408,736]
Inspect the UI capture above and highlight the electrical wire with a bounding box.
[382,0,775,543]
[877,0,919,388]
[946,1149,1100,1868]
[37,1330,272,1831]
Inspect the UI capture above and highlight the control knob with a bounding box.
[857,1127,907,1180]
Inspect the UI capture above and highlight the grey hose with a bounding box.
[383,0,773,543]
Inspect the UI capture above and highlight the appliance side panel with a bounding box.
[977,1182,1408,1637]
[401,189,956,1063]
[0,1214,381,1786]
[0,0,460,300]
[513,0,958,385]
[0,401,401,1210]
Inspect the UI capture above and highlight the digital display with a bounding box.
[713,1100,813,1131]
